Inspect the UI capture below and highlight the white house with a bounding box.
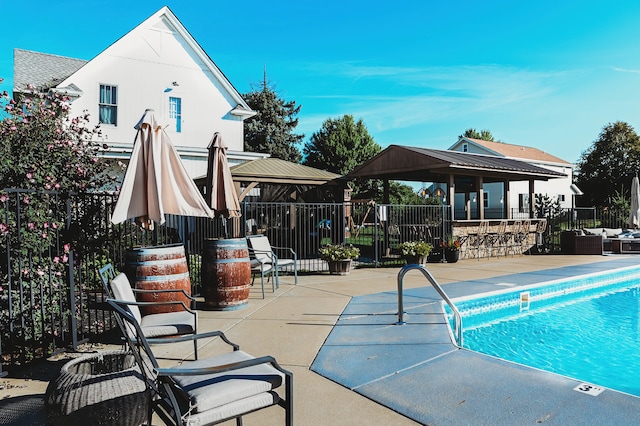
[12,6,266,179]
[448,137,575,215]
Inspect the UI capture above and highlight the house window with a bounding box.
[483,192,489,208]
[558,194,566,202]
[169,97,182,132]
[463,143,468,152]
[99,84,117,125]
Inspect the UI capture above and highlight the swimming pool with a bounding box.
[448,265,640,397]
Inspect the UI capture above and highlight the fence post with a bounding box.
[68,249,79,350]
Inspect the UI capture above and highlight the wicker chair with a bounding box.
[107,298,293,426]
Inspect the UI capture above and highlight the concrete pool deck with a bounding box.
[1,254,640,425]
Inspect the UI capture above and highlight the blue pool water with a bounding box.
[450,266,640,397]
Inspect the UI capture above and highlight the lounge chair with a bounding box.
[107,298,293,426]
[99,264,201,359]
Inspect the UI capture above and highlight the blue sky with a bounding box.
[2,1,640,164]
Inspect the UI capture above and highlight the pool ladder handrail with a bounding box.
[396,264,463,347]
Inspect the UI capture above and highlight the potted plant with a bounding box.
[319,244,360,275]
[440,236,461,263]
[399,241,433,264]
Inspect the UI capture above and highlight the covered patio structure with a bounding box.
[347,145,566,221]
[347,145,567,257]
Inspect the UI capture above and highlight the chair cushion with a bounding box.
[110,273,142,325]
[140,310,196,337]
[185,392,278,426]
[171,350,284,414]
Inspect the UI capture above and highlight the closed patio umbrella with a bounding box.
[111,109,214,229]
[629,175,640,229]
[205,132,241,218]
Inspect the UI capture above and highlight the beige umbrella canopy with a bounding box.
[629,175,640,229]
[111,109,214,229]
[205,132,241,218]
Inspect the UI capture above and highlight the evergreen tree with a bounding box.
[242,74,303,162]
[460,128,495,141]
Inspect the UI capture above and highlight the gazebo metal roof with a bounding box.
[347,145,566,182]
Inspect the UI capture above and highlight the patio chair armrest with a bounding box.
[146,330,239,350]
[271,246,297,257]
[113,298,196,314]
[155,355,291,377]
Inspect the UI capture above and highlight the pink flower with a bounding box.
[42,232,47,239]
[61,254,69,263]
[0,223,8,236]
[26,172,33,179]
[51,222,58,229]
[23,269,29,276]
[63,243,71,253]
[36,269,45,277]
[53,256,60,264]
[28,222,35,230]
[43,222,49,229]
[0,194,6,203]
[22,196,29,204]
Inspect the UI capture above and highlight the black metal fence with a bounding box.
[0,188,629,371]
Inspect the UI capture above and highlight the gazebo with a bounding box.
[347,145,566,221]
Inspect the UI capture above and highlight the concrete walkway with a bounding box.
[1,254,639,425]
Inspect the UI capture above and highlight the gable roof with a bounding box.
[457,137,570,164]
[347,145,566,182]
[13,49,87,92]
[14,6,253,115]
[230,158,341,185]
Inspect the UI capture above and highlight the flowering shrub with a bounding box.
[0,83,117,361]
[399,241,433,256]
[440,236,461,251]
[319,244,360,261]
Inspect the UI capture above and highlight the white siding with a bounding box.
[56,9,251,178]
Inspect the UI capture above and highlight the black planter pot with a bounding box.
[427,250,443,263]
[445,249,460,263]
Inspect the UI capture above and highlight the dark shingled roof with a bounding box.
[347,145,566,182]
[13,49,87,92]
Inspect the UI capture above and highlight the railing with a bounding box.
[396,264,462,347]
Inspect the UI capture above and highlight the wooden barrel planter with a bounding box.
[202,238,251,310]
[125,243,191,315]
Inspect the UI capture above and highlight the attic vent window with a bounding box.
[463,143,468,152]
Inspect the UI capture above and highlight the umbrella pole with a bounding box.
[221,216,228,239]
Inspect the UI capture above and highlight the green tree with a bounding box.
[460,128,495,141]
[303,114,380,175]
[242,77,303,162]
[574,121,640,206]
[303,114,382,197]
